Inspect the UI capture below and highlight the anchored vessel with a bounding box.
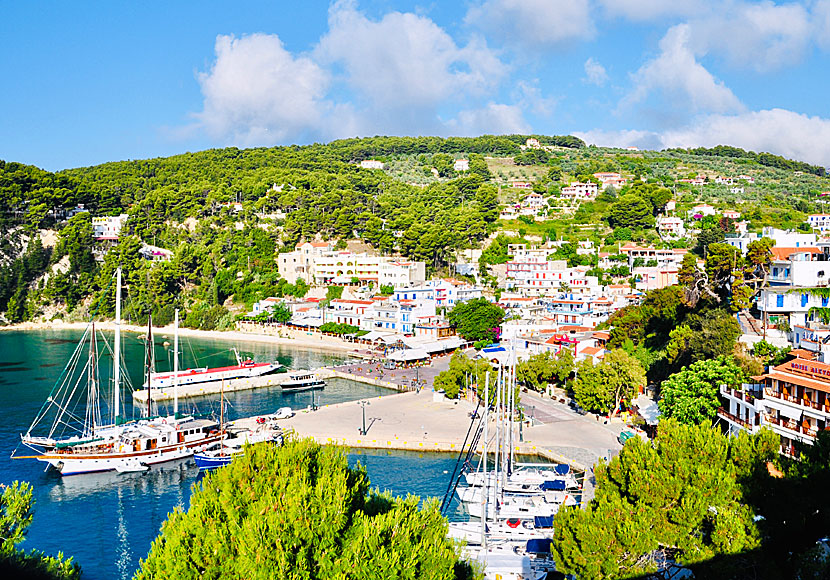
[280,370,326,392]
[16,268,222,475]
[143,349,282,391]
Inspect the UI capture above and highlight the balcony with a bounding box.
[763,414,818,439]
[717,407,759,431]
[721,386,760,405]
[764,388,830,414]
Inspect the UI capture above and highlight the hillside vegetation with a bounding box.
[0,136,826,326]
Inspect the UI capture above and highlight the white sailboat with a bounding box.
[451,357,560,579]
[15,269,222,475]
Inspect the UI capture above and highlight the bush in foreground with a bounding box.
[136,438,472,580]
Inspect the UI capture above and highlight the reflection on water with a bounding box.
[2,330,464,580]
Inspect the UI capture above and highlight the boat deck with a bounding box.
[131,370,336,403]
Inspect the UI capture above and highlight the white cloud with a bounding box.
[317,1,505,109]
[625,24,743,115]
[811,0,830,51]
[662,109,830,167]
[195,33,333,144]
[465,0,595,47]
[597,0,701,22]
[577,109,830,168]
[690,1,811,72]
[583,57,608,86]
[573,128,663,150]
[445,103,531,136]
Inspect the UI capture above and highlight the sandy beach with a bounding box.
[0,320,361,356]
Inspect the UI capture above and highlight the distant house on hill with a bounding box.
[359,160,384,170]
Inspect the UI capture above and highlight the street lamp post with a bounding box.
[358,400,370,435]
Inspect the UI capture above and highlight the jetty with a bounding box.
[131,366,419,404]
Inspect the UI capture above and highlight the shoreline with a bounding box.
[0,320,362,356]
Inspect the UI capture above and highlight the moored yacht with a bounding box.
[280,370,326,392]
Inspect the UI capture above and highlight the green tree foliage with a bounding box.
[270,302,292,324]
[136,438,469,580]
[627,182,672,214]
[659,356,745,425]
[446,298,504,343]
[572,349,646,415]
[750,340,791,366]
[552,420,779,580]
[0,481,81,579]
[432,351,492,399]
[319,322,359,335]
[516,349,573,391]
[607,194,654,228]
[678,145,826,176]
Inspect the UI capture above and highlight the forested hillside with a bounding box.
[0,135,826,327]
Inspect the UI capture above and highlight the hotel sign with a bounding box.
[789,362,830,377]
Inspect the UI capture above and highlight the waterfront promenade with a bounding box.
[238,385,624,478]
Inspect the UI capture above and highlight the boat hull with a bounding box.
[193,453,237,470]
[36,434,222,476]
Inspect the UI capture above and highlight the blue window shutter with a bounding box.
[802,293,809,307]
[777,295,784,307]
[823,297,828,307]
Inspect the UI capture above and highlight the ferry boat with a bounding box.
[280,371,326,392]
[143,349,282,391]
[15,268,223,475]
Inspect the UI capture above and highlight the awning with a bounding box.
[387,348,429,362]
[803,407,825,421]
[764,398,802,420]
[359,330,388,342]
[633,395,661,426]
[379,333,408,344]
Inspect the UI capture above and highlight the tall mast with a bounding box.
[220,378,225,457]
[173,309,179,417]
[86,322,99,437]
[113,267,121,425]
[145,314,154,419]
[481,370,489,549]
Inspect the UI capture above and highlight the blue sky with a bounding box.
[3,0,830,171]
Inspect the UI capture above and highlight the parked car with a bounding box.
[618,430,635,445]
[274,407,294,420]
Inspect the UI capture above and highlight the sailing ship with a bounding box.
[15,268,223,475]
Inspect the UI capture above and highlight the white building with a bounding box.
[618,244,688,269]
[592,172,627,191]
[560,182,598,200]
[687,203,717,217]
[807,214,830,232]
[453,159,469,172]
[656,216,686,239]
[359,160,384,170]
[92,214,128,242]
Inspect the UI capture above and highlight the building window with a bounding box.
[777,295,784,308]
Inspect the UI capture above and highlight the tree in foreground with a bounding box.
[0,481,80,580]
[136,438,471,580]
[446,298,504,344]
[551,420,779,580]
[659,355,745,425]
[572,349,645,415]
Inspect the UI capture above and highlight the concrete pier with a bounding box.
[130,367,420,404]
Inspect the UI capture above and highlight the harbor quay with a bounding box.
[131,353,453,403]
[234,386,624,493]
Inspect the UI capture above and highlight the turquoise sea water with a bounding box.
[0,329,459,579]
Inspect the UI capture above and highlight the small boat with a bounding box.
[280,371,325,392]
[114,458,149,473]
[193,430,282,470]
[193,377,282,471]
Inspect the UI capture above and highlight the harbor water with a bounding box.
[0,329,460,579]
